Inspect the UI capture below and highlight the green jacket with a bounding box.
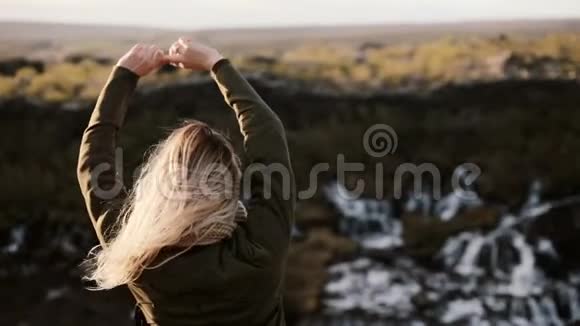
[77,59,295,325]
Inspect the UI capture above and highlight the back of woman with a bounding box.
[137,225,286,325]
[76,40,295,325]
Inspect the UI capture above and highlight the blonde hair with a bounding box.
[84,121,246,290]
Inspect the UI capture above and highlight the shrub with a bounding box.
[0,76,16,97]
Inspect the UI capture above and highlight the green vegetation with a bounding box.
[239,33,580,90]
[0,59,194,103]
[1,33,579,103]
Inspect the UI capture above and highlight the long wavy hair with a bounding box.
[83,121,246,290]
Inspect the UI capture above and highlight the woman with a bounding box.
[77,40,295,325]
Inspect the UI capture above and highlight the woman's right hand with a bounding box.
[166,38,224,71]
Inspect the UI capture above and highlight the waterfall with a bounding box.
[454,233,486,276]
[324,182,403,250]
[508,234,540,297]
[319,174,580,325]
[2,224,26,254]
[568,286,580,321]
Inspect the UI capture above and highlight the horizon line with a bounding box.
[1,16,579,32]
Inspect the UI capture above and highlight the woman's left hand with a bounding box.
[117,44,167,77]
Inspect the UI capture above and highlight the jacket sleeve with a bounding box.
[211,59,296,255]
[77,65,138,244]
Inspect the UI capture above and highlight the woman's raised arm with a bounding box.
[212,60,295,254]
[77,44,166,244]
[211,65,296,259]
[167,38,296,253]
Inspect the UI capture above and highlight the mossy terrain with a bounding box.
[242,33,580,90]
[1,33,580,103]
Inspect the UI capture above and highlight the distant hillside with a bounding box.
[1,19,580,60]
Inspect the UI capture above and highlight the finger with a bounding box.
[164,49,176,66]
[146,44,158,55]
[132,43,146,55]
[178,38,191,47]
[153,49,162,60]
[170,41,186,56]
[148,45,159,60]
[149,44,161,54]
[164,53,183,63]
[164,53,183,61]
[125,44,141,58]
[169,42,180,56]
[151,47,165,65]
[155,50,169,64]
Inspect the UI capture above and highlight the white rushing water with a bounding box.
[319,176,580,325]
[324,182,403,251]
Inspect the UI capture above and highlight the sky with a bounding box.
[0,0,579,29]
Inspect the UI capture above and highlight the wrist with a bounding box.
[116,62,141,76]
[114,64,140,78]
[205,52,224,71]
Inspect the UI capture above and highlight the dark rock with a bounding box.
[285,229,356,315]
[402,207,501,259]
[2,77,580,220]
[64,54,112,65]
[0,58,44,76]
[157,64,178,74]
[488,52,580,80]
[295,200,336,226]
[359,42,384,51]
[529,203,580,269]
[246,55,277,65]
